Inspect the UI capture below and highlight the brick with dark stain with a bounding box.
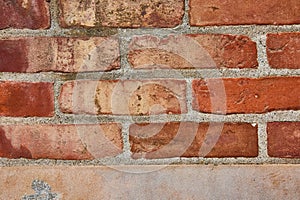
[0,128,32,158]
[0,39,29,72]
[0,37,120,72]
[0,0,50,29]
[59,0,184,28]
[0,124,123,160]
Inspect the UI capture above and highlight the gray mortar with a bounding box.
[0,0,299,167]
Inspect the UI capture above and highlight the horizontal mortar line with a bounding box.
[0,27,119,36]
[0,29,65,37]
[0,69,299,81]
[89,24,300,36]
[0,72,77,82]
[1,111,299,125]
[0,117,58,125]
[0,24,300,37]
[53,112,300,123]
[0,71,124,82]
[177,157,300,165]
[117,69,300,79]
[118,26,300,37]
[0,157,299,167]
[188,25,300,34]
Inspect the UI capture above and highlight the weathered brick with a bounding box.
[0,0,50,29]
[0,165,299,199]
[128,34,258,69]
[267,122,300,158]
[0,82,54,117]
[0,37,120,72]
[267,33,300,69]
[130,122,258,158]
[59,0,184,28]
[189,0,300,26]
[192,77,300,114]
[0,123,122,160]
[59,80,187,115]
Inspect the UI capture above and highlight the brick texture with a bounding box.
[0,0,299,196]
[0,0,50,29]
[267,33,300,69]
[0,82,54,117]
[189,0,300,26]
[0,37,120,72]
[59,0,184,28]
[0,165,299,199]
[0,124,122,159]
[192,77,300,114]
[130,122,258,158]
[59,80,187,115]
[128,34,258,69]
[267,122,300,158]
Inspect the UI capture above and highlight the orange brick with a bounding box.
[130,122,258,158]
[192,77,300,114]
[128,34,257,69]
[190,0,300,26]
[0,82,54,117]
[268,122,300,158]
[267,33,300,69]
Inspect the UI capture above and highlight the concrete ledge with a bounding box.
[1,165,299,199]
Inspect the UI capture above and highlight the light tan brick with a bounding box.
[59,80,187,115]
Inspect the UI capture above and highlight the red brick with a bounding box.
[0,165,299,199]
[0,123,122,160]
[0,40,29,72]
[189,0,300,26]
[59,0,184,28]
[0,0,50,29]
[130,122,258,158]
[128,34,257,69]
[267,33,300,69]
[0,82,54,117]
[192,77,300,114]
[59,80,187,115]
[267,122,300,158]
[0,37,120,72]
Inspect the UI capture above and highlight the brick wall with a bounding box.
[0,0,299,199]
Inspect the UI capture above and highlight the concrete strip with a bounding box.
[0,165,299,199]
